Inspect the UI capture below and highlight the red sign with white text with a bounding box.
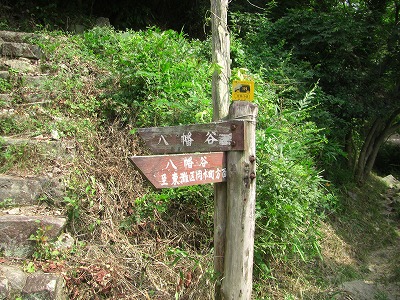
[129,152,226,189]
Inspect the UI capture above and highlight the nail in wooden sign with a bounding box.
[129,152,226,189]
[136,120,244,154]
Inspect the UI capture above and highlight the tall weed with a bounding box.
[80,27,213,126]
[33,24,342,288]
[230,18,339,273]
[254,87,336,277]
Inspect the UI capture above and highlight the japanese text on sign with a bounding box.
[129,152,227,189]
[159,155,227,187]
[137,121,244,154]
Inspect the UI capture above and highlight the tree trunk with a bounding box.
[355,119,383,183]
[345,130,355,168]
[211,0,231,122]
[355,108,400,184]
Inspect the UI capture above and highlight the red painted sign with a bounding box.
[129,152,226,189]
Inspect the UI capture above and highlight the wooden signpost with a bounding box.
[129,101,257,299]
[223,101,257,299]
[130,1,256,298]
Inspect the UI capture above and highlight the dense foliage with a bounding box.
[81,27,213,126]
[62,26,335,276]
[29,24,336,286]
[2,0,398,297]
[230,17,338,273]
[235,1,400,183]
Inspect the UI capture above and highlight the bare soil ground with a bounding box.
[337,176,400,300]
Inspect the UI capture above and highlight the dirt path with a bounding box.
[340,176,400,300]
[339,238,400,300]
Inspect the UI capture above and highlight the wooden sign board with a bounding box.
[137,120,244,154]
[129,152,226,189]
[232,80,254,101]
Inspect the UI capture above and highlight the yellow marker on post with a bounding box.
[232,80,254,101]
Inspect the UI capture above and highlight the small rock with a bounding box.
[340,280,379,300]
[52,166,62,175]
[54,232,74,251]
[5,208,21,215]
[33,134,45,140]
[95,17,111,27]
[348,191,358,200]
[368,265,375,272]
[382,175,400,189]
[51,130,60,141]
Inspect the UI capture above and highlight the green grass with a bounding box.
[331,175,397,259]
[1,25,398,299]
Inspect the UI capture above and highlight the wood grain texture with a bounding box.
[129,152,226,189]
[137,121,244,154]
[222,101,258,300]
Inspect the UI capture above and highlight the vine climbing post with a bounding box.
[211,0,231,299]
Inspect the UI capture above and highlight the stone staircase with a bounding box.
[0,31,69,300]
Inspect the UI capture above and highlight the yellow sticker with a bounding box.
[232,80,254,101]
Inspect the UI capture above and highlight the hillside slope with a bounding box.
[0,28,399,299]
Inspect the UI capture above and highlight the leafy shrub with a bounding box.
[80,27,213,126]
[230,15,339,274]
[0,78,12,93]
[35,22,340,285]
[121,184,214,231]
[255,109,329,263]
[250,86,340,284]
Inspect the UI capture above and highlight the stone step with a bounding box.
[0,175,65,207]
[0,71,48,86]
[1,42,42,60]
[0,31,39,43]
[1,136,75,163]
[1,204,63,217]
[0,214,66,258]
[0,265,67,300]
[0,58,38,74]
[0,30,43,61]
[0,94,12,108]
[0,71,9,80]
[20,74,49,89]
[19,74,52,104]
[0,31,69,299]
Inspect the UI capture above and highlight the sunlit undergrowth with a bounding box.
[28,27,219,298]
[81,27,213,126]
[26,25,341,298]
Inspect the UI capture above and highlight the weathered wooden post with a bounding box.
[222,100,258,299]
[211,0,231,122]
[211,0,231,298]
